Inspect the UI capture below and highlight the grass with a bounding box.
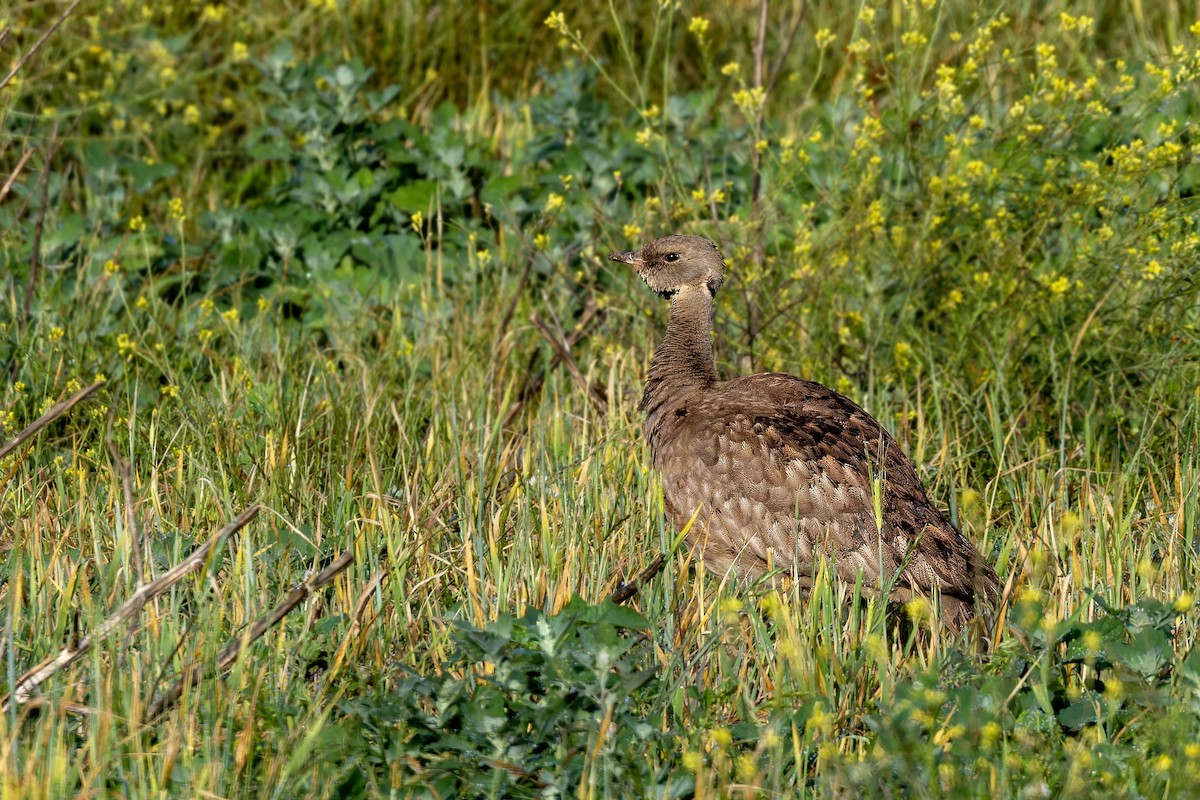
[2,0,1200,796]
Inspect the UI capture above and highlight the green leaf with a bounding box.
[1057,690,1105,730]
[127,159,178,192]
[82,140,115,171]
[1014,707,1056,737]
[480,175,524,206]
[436,145,464,170]
[43,214,86,252]
[1063,616,1124,665]
[246,137,292,161]
[389,180,438,212]
[1108,628,1171,678]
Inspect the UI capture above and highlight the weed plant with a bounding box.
[2,1,1199,797]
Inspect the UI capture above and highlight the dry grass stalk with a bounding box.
[143,549,355,722]
[0,379,105,461]
[1,505,262,712]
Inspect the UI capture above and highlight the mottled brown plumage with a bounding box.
[610,234,998,627]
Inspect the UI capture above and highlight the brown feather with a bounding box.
[612,234,999,628]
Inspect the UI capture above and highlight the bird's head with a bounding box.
[609,234,725,300]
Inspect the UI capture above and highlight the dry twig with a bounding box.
[609,554,666,605]
[0,148,34,205]
[743,0,807,358]
[326,561,391,680]
[144,549,355,722]
[530,312,607,415]
[0,379,105,461]
[765,0,809,98]
[0,505,261,712]
[501,298,604,429]
[0,0,85,91]
[22,120,59,334]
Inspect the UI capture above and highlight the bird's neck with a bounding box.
[641,285,718,418]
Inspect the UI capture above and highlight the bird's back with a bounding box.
[646,373,998,623]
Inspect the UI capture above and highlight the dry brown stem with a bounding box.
[143,549,355,722]
[0,505,262,712]
[0,379,105,462]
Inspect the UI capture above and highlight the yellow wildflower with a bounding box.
[1059,13,1095,35]
[709,727,732,748]
[1036,42,1057,72]
[543,11,567,34]
[117,333,137,360]
[847,38,871,56]
[732,87,766,113]
[200,4,226,23]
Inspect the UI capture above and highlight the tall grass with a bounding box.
[2,0,1200,796]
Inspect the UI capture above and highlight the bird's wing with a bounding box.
[659,374,994,601]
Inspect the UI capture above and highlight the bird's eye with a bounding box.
[665,253,680,262]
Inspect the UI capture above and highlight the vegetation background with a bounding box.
[2,0,1199,796]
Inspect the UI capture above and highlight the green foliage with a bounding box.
[847,594,1199,795]
[286,593,1200,798]
[324,598,673,798]
[2,2,1200,798]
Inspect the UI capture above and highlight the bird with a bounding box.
[610,234,999,628]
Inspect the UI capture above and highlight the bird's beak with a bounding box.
[608,250,643,265]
